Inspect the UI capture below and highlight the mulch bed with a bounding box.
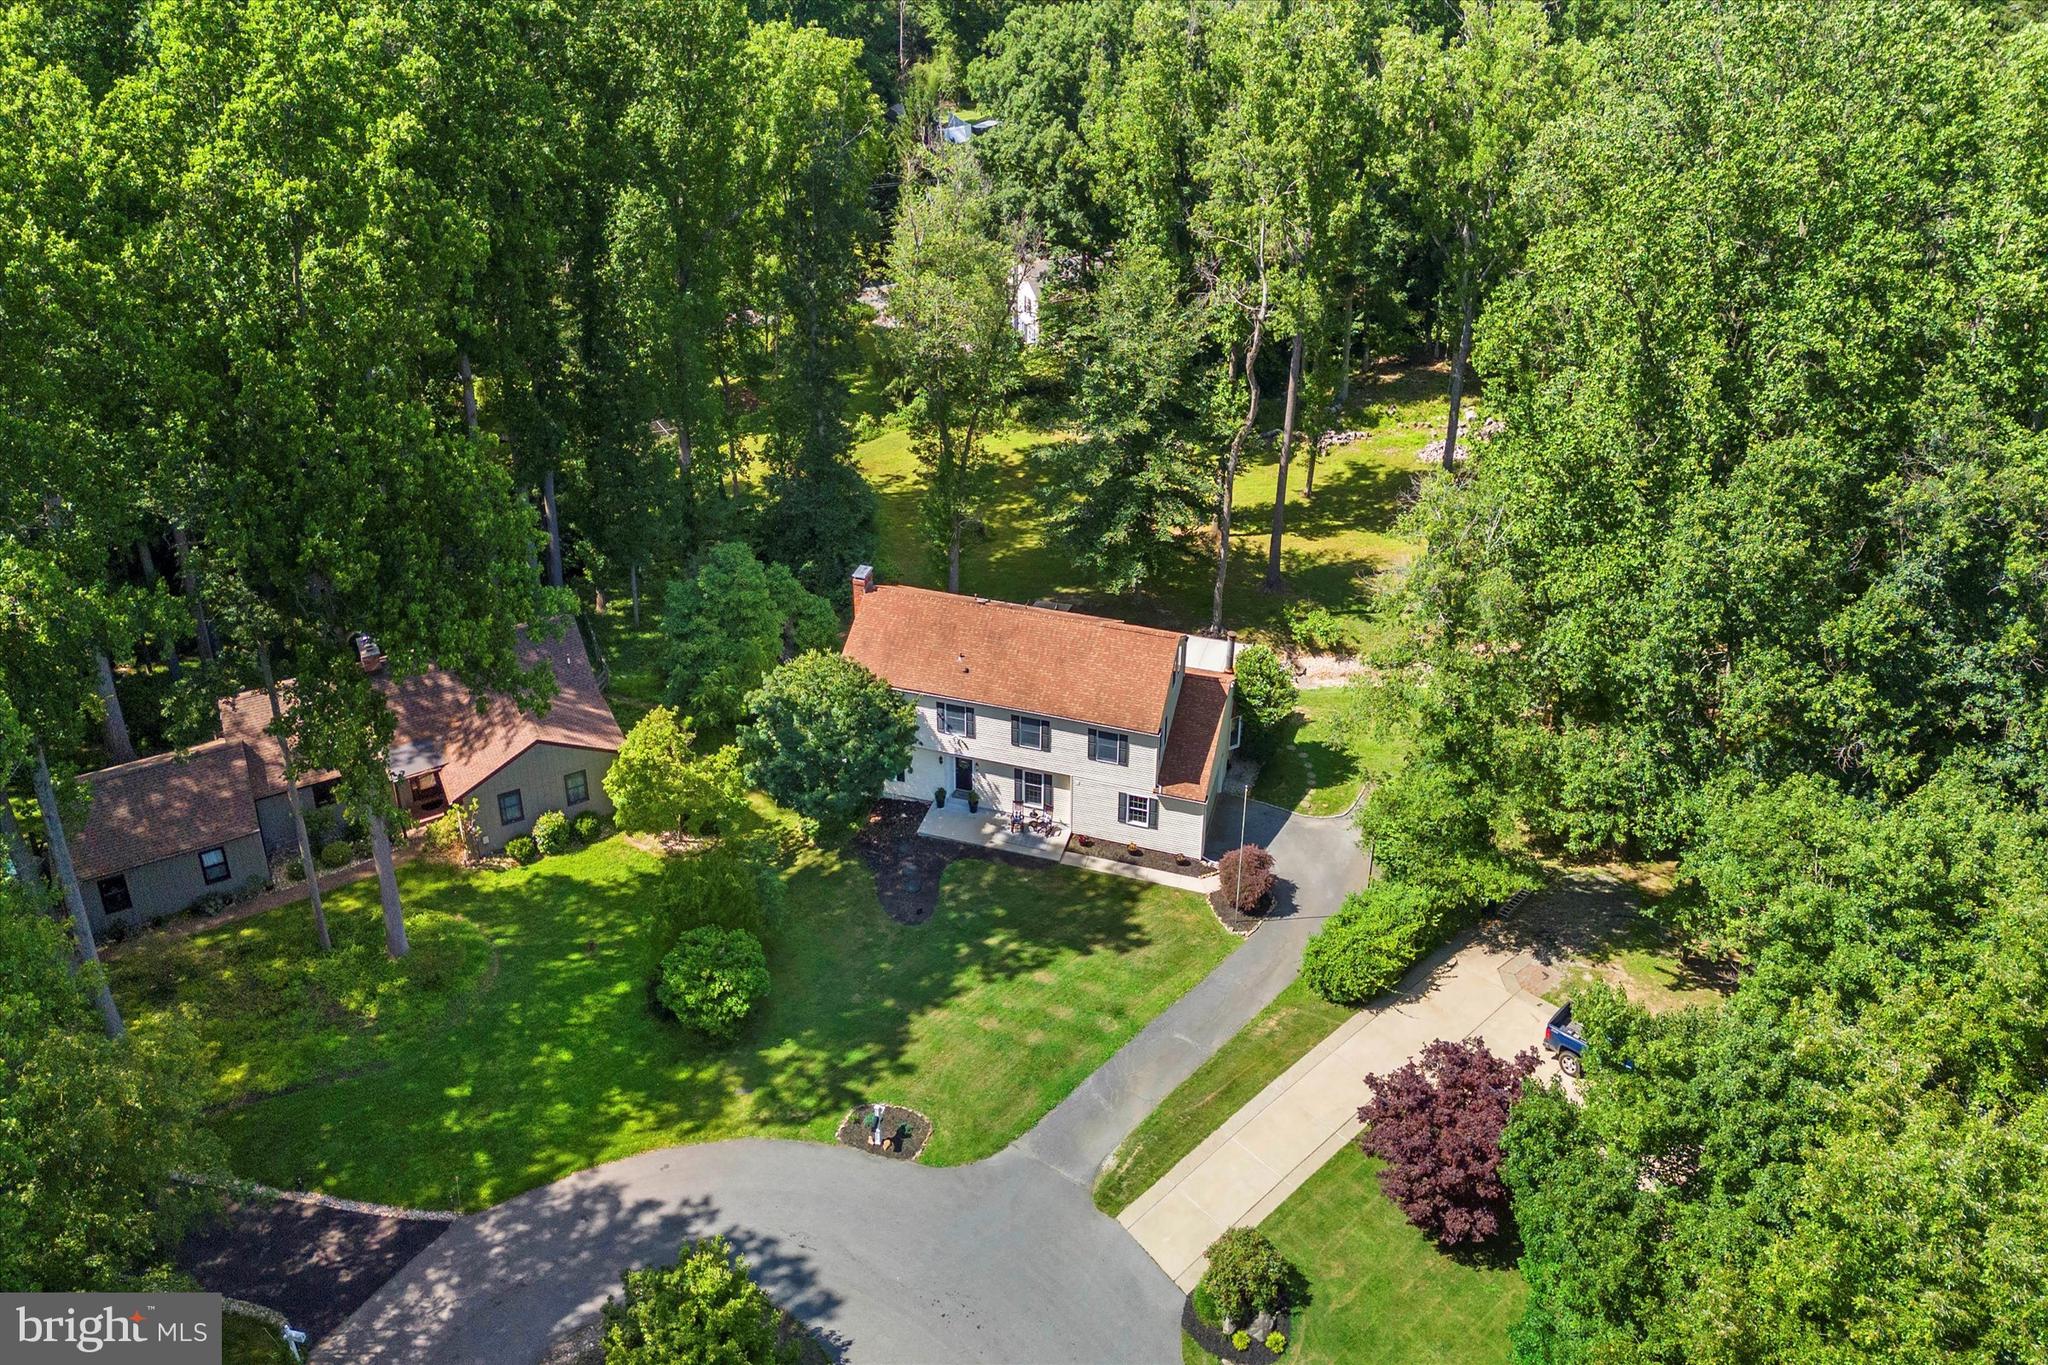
[1205,889,1274,937]
[1181,1295,1292,1365]
[1067,834,1208,878]
[833,1103,933,1161]
[178,1194,451,1347]
[851,798,1045,925]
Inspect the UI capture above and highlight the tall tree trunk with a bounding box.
[1334,299,1356,413]
[673,421,692,478]
[542,469,564,589]
[366,809,409,959]
[1443,269,1476,474]
[630,564,642,624]
[136,539,179,680]
[32,744,123,1037]
[458,349,478,433]
[0,790,40,893]
[173,524,215,662]
[261,646,329,952]
[1211,332,1266,634]
[1264,332,1305,592]
[94,650,136,764]
[947,518,963,594]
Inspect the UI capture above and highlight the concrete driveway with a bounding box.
[317,796,1369,1365]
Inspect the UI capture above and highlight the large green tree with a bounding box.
[662,542,837,729]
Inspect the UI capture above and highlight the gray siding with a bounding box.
[473,743,616,850]
[83,830,268,934]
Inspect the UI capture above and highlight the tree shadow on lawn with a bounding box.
[1253,721,1360,814]
[190,840,1191,1208]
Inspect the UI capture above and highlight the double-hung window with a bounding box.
[498,789,524,826]
[98,875,133,913]
[1011,714,1052,751]
[1088,728,1130,766]
[938,702,976,737]
[1014,769,1053,810]
[565,769,589,806]
[1118,793,1154,828]
[197,845,231,884]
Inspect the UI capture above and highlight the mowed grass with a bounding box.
[111,838,1233,1210]
[1251,686,1408,817]
[854,359,1455,644]
[1095,977,1354,1215]
[1257,1147,1525,1365]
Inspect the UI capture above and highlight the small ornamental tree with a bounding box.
[1215,844,1277,912]
[1199,1226,1293,1326]
[605,708,752,839]
[656,926,770,1040]
[601,1235,797,1365]
[1231,645,1298,753]
[662,542,839,729]
[738,652,915,830]
[1356,1038,1540,1246]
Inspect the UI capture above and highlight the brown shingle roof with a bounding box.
[1158,669,1233,800]
[843,585,1184,734]
[71,739,261,882]
[217,624,624,804]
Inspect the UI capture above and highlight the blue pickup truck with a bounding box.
[1544,1003,1587,1078]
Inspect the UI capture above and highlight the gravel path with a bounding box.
[316,797,1368,1365]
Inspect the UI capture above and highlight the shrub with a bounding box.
[1232,644,1298,753]
[1266,1330,1288,1352]
[738,652,916,831]
[505,836,539,866]
[656,926,770,1041]
[604,708,751,838]
[1357,1038,1540,1246]
[1300,882,1440,1004]
[601,1235,796,1365]
[1233,1331,1252,1352]
[573,812,604,843]
[532,810,573,857]
[1285,603,1351,655]
[281,857,305,884]
[316,841,355,871]
[646,846,772,985]
[1215,845,1277,912]
[1200,1226,1292,1326]
[421,798,482,864]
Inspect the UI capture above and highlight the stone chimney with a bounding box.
[850,564,876,614]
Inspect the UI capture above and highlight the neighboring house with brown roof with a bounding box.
[842,568,1239,860]
[73,624,625,931]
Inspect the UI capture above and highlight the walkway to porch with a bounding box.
[916,803,1066,862]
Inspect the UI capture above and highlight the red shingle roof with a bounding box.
[71,740,260,882]
[1158,669,1233,800]
[843,585,1184,734]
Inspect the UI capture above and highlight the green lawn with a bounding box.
[113,837,1233,1210]
[1095,977,1355,1215]
[1251,686,1408,817]
[854,359,1451,645]
[1211,1147,1525,1365]
[585,609,667,733]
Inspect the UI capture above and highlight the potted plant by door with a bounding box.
[966,790,980,813]
[934,787,947,808]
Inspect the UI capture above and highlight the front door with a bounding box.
[953,757,973,793]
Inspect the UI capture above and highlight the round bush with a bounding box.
[1232,644,1298,749]
[1300,883,1432,1004]
[282,857,305,883]
[504,835,539,865]
[532,809,573,857]
[316,841,355,871]
[1200,1226,1292,1326]
[573,812,604,843]
[656,926,769,1040]
[1215,845,1277,912]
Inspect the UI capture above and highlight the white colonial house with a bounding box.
[842,567,1239,861]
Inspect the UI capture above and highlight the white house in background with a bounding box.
[841,567,1238,861]
[1010,257,1050,345]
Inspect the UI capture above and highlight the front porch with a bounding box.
[916,802,1067,862]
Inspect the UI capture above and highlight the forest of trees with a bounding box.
[5,0,2045,1353]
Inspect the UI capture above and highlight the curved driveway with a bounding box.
[316,798,1365,1365]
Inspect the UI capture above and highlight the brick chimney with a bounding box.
[851,564,876,615]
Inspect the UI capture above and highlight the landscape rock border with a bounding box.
[1180,1293,1292,1364]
